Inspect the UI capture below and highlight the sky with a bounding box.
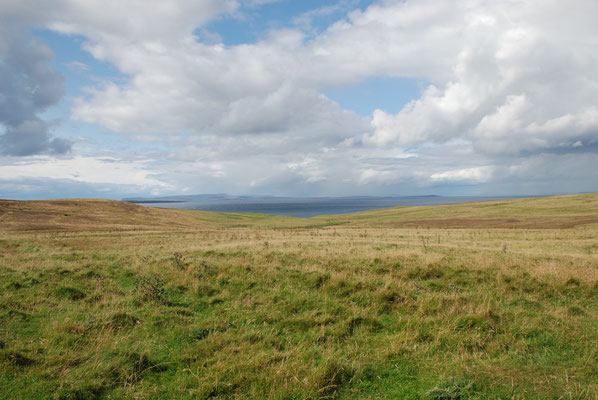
[1,0,597,200]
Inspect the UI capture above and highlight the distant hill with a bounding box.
[123,194,440,204]
[123,194,283,203]
[1,193,597,232]
[0,199,213,232]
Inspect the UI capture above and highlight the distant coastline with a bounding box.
[124,194,522,218]
[126,200,186,204]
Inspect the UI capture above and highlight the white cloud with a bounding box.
[0,156,169,188]
[22,0,597,154]
[365,0,598,156]
[430,166,494,184]
[286,157,327,183]
[0,24,71,156]
[244,0,281,6]
[359,168,391,184]
[45,0,236,43]
[1,0,597,197]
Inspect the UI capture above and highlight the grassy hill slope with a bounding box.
[0,194,597,399]
[2,193,598,231]
[0,199,215,231]
[315,193,598,229]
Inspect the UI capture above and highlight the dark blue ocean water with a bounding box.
[136,196,518,218]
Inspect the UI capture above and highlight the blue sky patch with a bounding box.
[323,76,425,116]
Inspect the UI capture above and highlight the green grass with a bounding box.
[0,194,597,399]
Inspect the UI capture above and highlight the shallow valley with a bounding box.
[1,194,597,399]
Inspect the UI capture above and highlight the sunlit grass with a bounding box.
[1,194,597,399]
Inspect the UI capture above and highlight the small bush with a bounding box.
[135,274,166,303]
[171,252,185,270]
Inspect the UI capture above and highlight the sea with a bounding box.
[131,195,520,218]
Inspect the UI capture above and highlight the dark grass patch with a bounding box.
[305,271,330,289]
[78,269,103,279]
[51,253,86,262]
[5,309,32,320]
[427,378,475,399]
[120,352,169,383]
[190,327,213,341]
[376,286,407,313]
[339,356,424,399]
[379,290,406,305]
[23,277,40,286]
[1,350,35,367]
[326,278,363,298]
[57,384,107,400]
[567,306,586,316]
[406,264,445,280]
[56,286,86,301]
[204,381,241,399]
[454,313,498,334]
[173,284,189,294]
[108,313,140,330]
[426,280,453,292]
[102,351,169,387]
[316,360,355,397]
[48,267,73,276]
[5,281,23,290]
[195,283,220,297]
[344,316,384,338]
[565,277,581,287]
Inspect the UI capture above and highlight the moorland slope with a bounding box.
[2,193,598,231]
[1,194,597,399]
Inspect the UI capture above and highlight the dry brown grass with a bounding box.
[0,199,214,231]
[1,194,597,399]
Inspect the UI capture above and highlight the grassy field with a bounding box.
[1,194,597,399]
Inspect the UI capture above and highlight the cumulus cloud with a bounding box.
[1,0,237,43]
[1,0,597,197]
[45,0,597,151]
[0,121,71,156]
[430,166,494,184]
[366,0,598,157]
[0,155,169,188]
[0,25,71,155]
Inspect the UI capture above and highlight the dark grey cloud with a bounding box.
[0,26,71,156]
[0,120,71,156]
